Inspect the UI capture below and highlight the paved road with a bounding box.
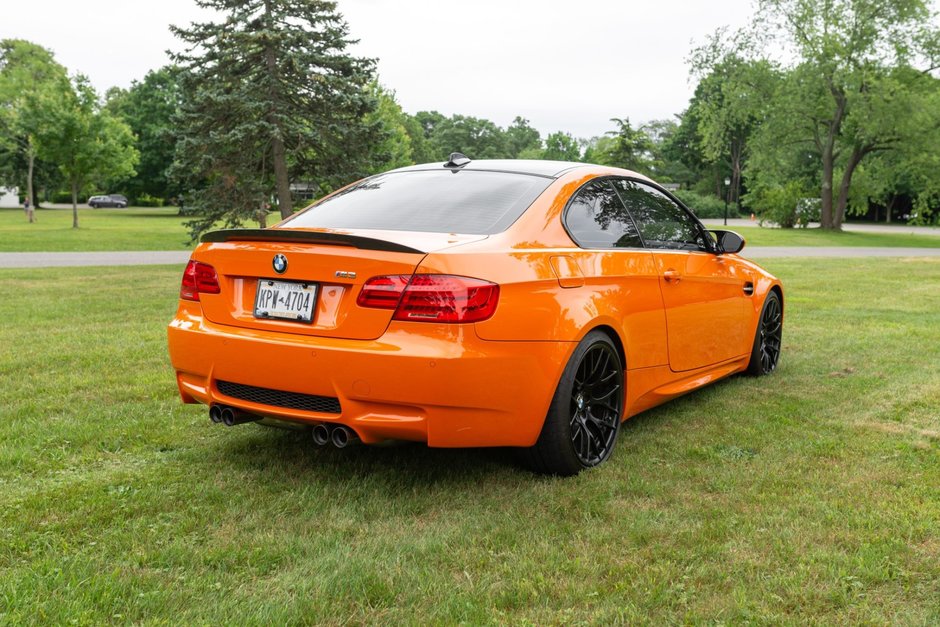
[3,247,940,269]
[742,247,940,258]
[701,218,940,236]
[0,251,191,268]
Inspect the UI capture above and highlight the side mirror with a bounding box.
[710,230,746,254]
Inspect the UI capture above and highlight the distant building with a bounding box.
[661,183,681,192]
[0,187,20,208]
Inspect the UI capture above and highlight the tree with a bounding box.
[841,71,940,223]
[505,116,542,158]
[426,114,510,160]
[589,118,654,173]
[41,76,138,228]
[753,0,940,229]
[106,66,182,202]
[542,131,581,161]
[689,33,779,209]
[401,113,434,164]
[0,39,70,210]
[363,82,416,173]
[413,110,446,142]
[170,0,380,236]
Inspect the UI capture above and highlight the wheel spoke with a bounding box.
[581,424,592,460]
[587,410,616,431]
[592,383,621,402]
[600,370,618,382]
[594,401,618,414]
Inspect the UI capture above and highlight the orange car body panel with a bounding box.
[167,163,782,447]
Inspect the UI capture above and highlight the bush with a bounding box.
[795,198,821,226]
[745,181,808,228]
[136,194,165,207]
[53,191,77,203]
[672,190,729,219]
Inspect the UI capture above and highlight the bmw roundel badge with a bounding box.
[272,254,288,274]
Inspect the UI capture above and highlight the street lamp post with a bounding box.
[723,177,731,226]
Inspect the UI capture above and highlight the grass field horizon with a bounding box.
[2,206,939,253]
[1,258,938,622]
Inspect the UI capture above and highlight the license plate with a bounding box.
[253,279,317,323]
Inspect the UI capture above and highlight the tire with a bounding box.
[746,290,783,376]
[525,331,624,476]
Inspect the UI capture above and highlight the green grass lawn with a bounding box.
[0,207,195,252]
[1,258,937,622]
[2,206,939,253]
[732,225,940,248]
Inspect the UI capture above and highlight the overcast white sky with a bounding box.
[1,0,759,138]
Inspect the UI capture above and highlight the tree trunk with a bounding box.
[834,146,869,229]
[271,135,292,220]
[26,146,36,223]
[71,181,79,229]
[730,140,743,211]
[27,141,35,214]
[261,0,294,221]
[819,89,847,230]
[820,153,834,229]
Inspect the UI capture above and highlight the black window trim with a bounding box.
[562,175,718,253]
[560,176,646,251]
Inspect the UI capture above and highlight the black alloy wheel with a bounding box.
[525,331,624,475]
[747,291,782,376]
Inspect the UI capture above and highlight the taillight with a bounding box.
[356,275,410,309]
[358,274,499,323]
[180,260,221,301]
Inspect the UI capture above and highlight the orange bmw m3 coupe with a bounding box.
[167,155,783,475]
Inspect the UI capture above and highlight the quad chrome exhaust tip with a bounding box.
[330,424,360,449]
[311,423,361,448]
[311,424,331,446]
[208,404,224,424]
[209,404,260,427]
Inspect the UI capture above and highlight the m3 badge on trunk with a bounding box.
[272,254,288,274]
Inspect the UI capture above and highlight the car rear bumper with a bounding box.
[167,304,573,447]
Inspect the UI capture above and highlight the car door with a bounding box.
[562,179,668,370]
[610,179,752,373]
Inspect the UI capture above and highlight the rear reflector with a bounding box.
[180,260,221,301]
[358,274,499,323]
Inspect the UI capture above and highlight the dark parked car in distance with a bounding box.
[88,194,128,208]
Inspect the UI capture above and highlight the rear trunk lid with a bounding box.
[192,228,484,340]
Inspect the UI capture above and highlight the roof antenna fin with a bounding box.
[444,152,471,168]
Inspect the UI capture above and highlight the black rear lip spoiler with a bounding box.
[200,229,425,254]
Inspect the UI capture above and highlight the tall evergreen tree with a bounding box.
[170,0,379,235]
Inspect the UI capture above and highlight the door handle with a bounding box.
[743,282,754,295]
[664,269,681,283]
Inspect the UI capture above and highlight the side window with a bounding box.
[563,180,643,249]
[611,179,710,251]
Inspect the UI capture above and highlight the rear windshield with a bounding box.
[283,170,552,235]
